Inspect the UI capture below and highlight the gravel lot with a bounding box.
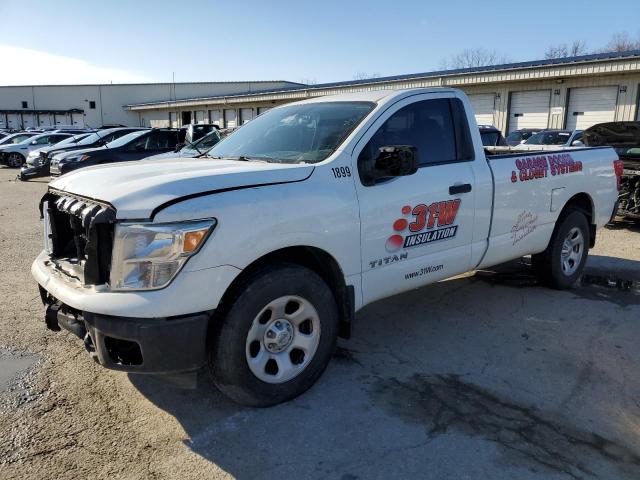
[1,165,639,480]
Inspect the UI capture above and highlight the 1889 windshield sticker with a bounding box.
[511,153,583,183]
[386,199,461,252]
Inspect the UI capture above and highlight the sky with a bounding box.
[0,0,638,86]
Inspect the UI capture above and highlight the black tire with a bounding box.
[7,153,25,168]
[208,264,339,407]
[532,210,590,289]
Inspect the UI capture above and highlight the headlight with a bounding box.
[62,154,89,164]
[109,219,216,291]
[28,151,39,159]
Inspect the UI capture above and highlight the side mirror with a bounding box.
[364,145,418,185]
[571,140,584,147]
[175,142,185,152]
[519,139,526,144]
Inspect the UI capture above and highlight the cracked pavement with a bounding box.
[1,167,639,479]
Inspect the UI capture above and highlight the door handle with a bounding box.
[449,183,472,195]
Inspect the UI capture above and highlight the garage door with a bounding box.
[565,86,618,131]
[257,107,271,115]
[71,112,84,127]
[7,114,20,129]
[209,109,223,127]
[0,114,6,129]
[22,113,35,129]
[224,109,237,128]
[38,113,53,127]
[195,110,206,124]
[467,94,495,126]
[240,108,254,124]
[508,90,551,133]
[54,113,69,126]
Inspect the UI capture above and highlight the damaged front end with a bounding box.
[618,159,640,219]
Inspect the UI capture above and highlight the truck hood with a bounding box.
[49,157,314,219]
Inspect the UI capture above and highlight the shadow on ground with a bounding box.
[129,255,640,480]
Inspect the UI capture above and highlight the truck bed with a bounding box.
[477,146,619,269]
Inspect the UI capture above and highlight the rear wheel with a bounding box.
[208,264,339,406]
[7,153,25,168]
[532,210,589,289]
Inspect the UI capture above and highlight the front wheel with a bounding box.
[208,264,339,406]
[6,153,25,168]
[532,210,589,289]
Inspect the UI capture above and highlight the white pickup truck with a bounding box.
[33,88,622,406]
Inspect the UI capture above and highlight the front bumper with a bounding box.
[20,163,49,180]
[40,287,210,373]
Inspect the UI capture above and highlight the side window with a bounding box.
[127,134,149,151]
[34,136,50,145]
[152,131,178,149]
[358,98,472,174]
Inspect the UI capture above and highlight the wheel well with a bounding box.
[559,193,596,247]
[217,246,354,339]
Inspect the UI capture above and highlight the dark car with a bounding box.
[20,127,146,179]
[505,128,542,146]
[50,128,185,176]
[478,125,507,146]
[146,129,221,160]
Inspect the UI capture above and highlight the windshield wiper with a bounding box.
[207,155,271,162]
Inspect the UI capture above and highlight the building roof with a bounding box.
[125,49,640,110]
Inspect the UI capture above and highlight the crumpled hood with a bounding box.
[49,157,314,219]
[583,121,640,148]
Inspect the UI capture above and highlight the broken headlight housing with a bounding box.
[110,219,216,291]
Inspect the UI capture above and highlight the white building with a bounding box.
[0,80,301,129]
[125,50,640,133]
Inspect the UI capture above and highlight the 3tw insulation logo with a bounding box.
[386,199,461,252]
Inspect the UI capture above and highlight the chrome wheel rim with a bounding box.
[560,227,584,276]
[245,295,321,384]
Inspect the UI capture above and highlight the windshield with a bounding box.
[206,101,375,163]
[77,131,106,145]
[182,130,221,154]
[525,131,571,145]
[105,130,147,148]
[54,134,90,146]
[4,134,34,144]
[480,132,500,146]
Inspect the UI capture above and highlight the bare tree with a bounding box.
[299,78,317,85]
[544,40,587,59]
[600,31,640,52]
[352,71,381,81]
[439,48,510,70]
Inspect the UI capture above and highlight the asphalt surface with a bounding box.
[1,165,639,479]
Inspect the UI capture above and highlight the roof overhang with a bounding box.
[125,50,640,111]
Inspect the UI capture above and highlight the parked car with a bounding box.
[33,88,619,406]
[50,128,184,176]
[183,123,217,145]
[583,121,640,221]
[505,128,542,146]
[1,132,72,167]
[0,132,37,147]
[517,129,584,148]
[478,125,507,146]
[146,129,222,160]
[20,133,91,180]
[20,128,145,179]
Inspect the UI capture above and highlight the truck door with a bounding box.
[353,93,477,305]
